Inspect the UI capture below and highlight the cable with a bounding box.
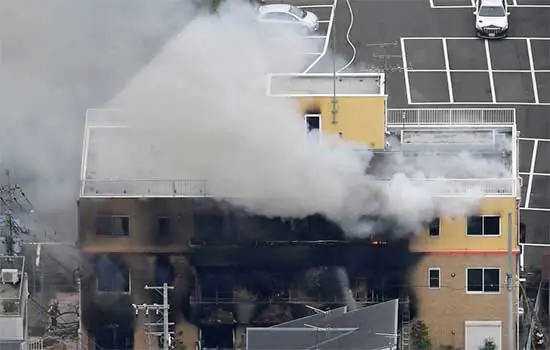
[336,0,356,73]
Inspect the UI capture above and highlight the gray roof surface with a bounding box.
[247,300,398,350]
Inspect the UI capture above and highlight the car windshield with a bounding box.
[288,5,307,18]
[479,5,506,17]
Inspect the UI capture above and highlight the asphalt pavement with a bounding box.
[323,0,550,268]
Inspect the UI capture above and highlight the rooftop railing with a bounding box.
[387,108,516,126]
[374,178,518,196]
[80,178,518,198]
[80,179,210,198]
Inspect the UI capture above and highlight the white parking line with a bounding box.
[430,1,550,8]
[403,37,550,40]
[407,69,531,73]
[401,38,412,105]
[521,172,550,177]
[525,139,539,209]
[318,20,331,23]
[484,40,497,103]
[520,137,550,142]
[303,0,338,73]
[526,38,540,104]
[522,207,550,212]
[442,38,454,103]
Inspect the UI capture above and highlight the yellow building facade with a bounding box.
[269,74,520,350]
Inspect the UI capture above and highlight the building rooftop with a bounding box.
[267,73,385,96]
[0,255,25,316]
[80,108,518,198]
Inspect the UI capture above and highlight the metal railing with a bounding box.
[373,178,517,196]
[387,108,516,126]
[80,179,210,198]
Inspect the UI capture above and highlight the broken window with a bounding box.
[428,268,440,289]
[466,216,500,236]
[96,216,130,236]
[305,114,321,144]
[428,218,440,237]
[467,268,500,293]
[95,256,130,293]
[157,217,170,237]
[194,213,225,244]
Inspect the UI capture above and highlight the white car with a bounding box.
[474,0,509,39]
[258,4,319,32]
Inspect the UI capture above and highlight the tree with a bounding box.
[479,338,497,350]
[411,320,432,350]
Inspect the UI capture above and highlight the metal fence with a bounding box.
[374,178,518,196]
[387,108,516,126]
[80,179,210,198]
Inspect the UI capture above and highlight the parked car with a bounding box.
[258,4,319,31]
[474,0,509,39]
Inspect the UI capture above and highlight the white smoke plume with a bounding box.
[0,0,201,240]
[88,0,513,237]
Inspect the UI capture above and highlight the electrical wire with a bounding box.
[337,0,356,73]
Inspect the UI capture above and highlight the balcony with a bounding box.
[387,108,516,128]
[372,178,518,197]
[80,179,210,198]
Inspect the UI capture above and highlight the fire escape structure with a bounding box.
[400,294,411,350]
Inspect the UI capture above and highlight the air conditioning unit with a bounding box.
[1,269,19,284]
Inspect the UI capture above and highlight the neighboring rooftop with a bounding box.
[267,73,385,96]
[246,300,398,350]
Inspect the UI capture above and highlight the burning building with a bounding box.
[77,69,520,350]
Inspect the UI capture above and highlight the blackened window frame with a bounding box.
[96,216,130,236]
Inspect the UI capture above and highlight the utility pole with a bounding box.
[0,170,31,256]
[133,283,175,350]
[506,213,514,350]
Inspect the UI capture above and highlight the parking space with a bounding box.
[401,37,550,105]
[429,0,550,8]
[263,0,337,73]
[519,138,550,212]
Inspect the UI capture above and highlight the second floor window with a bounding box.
[157,217,170,237]
[467,216,500,236]
[466,267,500,293]
[428,268,440,289]
[96,216,130,236]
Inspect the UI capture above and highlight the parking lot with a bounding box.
[430,0,550,8]
[401,37,550,105]
[262,0,337,72]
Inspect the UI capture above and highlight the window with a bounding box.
[479,5,506,17]
[467,216,500,236]
[96,216,129,236]
[96,257,130,293]
[429,218,440,237]
[157,217,171,236]
[467,268,500,293]
[288,5,307,18]
[428,268,440,289]
[305,114,321,143]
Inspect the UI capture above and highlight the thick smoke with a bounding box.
[0,0,200,240]
[89,0,513,237]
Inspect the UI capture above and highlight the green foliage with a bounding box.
[439,345,460,350]
[411,320,432,350]
[210,0,224,11]
[479,338,497,350]
[2,299,18,313]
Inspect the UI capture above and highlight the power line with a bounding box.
[133,283,175,350]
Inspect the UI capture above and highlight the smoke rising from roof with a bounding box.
[93,0,512,237]
[0,0,201,239]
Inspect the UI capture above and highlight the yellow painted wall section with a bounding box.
[296,96,386,149]
[410,197,519,252]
